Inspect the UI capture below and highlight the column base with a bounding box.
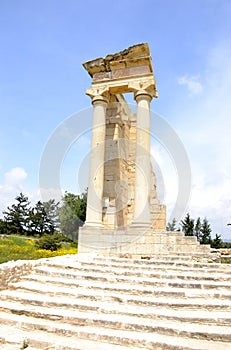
[83,221,104,229]
[130,221,151,228]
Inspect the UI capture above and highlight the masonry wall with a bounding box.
[102,95,166,231]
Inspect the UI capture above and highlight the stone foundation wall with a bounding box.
[78,228,217,261]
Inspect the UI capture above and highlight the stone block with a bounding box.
[151,234,162,244]
[196,244,211,253]
[184,236,198,243]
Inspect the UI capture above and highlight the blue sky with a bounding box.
[0,0,231,239]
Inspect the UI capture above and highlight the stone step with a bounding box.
[0,326,230,350]
[1,308,231,342]
[0,313,231,343]
[12,278,231,302]
[0,345,38,350]
[22,271,231,294]
[0,324,143,350]
[1,297,231,329]
[43,260,231,280]
[60,256,230,275]
[77,259,231,275]
[76,325,231,349]
[59,252,222,266]
[22,268,231,294]
[0,344,38,350]
[90,255,228,268]
[30,265,231,290]
[1,254,231,349]
[1,287,231,313]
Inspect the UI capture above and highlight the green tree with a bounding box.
[194,217,202,242]
[211,233,223,249]
[3,193,30,235]
[59,190,87,241]
[181,213,194,236]
[42,199,60,233]
[166,218,177,231]
[0,218,7,235]
[200,218,212,244]
[29,201,47,236]
[28,200,59,236]
[222,241,231,248]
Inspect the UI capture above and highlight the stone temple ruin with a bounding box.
[1,43,231,350]
[78,43,211,258]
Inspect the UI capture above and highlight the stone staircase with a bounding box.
[0,254,231,349]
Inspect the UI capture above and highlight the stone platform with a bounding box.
[1,253,231,349]
[79,228,217,261]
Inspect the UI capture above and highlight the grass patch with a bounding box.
[0,235,77,264]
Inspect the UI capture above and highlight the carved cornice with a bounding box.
[83,43,152,78]
[83,44,158,98]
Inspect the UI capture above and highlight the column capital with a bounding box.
[86,86,109,105]
[128,78,158,100]
[134,90,153,103]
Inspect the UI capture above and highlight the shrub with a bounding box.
[70,241,78,248]
[0,235,77,264]
[35,232,62,251]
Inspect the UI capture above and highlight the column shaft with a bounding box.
[133,92,152,226]
[85,96,107,226]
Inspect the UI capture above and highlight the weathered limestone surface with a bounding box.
[79,43,213,258]
[78,229,216,260]
[82,43,163,231]
[80,43,169,255]
[84,94,108,227]
[0,259,38,291]
[0,254,231,349]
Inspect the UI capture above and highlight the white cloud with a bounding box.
[0,167,63,218]
[177,74,203,95]
[4,167,27,187]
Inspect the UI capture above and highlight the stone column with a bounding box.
[85,94,108,227]
[132,90,152,227]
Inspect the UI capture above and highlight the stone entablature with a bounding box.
[83,43,153,79]
[83,43,157,98]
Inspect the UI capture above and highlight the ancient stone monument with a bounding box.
[78,43,211,258]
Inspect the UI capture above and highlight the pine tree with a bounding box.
[42,199,60,233]
[181,213,194,236]
[194,217,202,242]
[200,218,212,244]
[0,218,7,235]
[166,218,177,231]
[3,193,30,235]
[28,200,59,236]
[211,233,223,249]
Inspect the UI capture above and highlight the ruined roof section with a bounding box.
[83,43,153,80]
[104,43,150,63]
